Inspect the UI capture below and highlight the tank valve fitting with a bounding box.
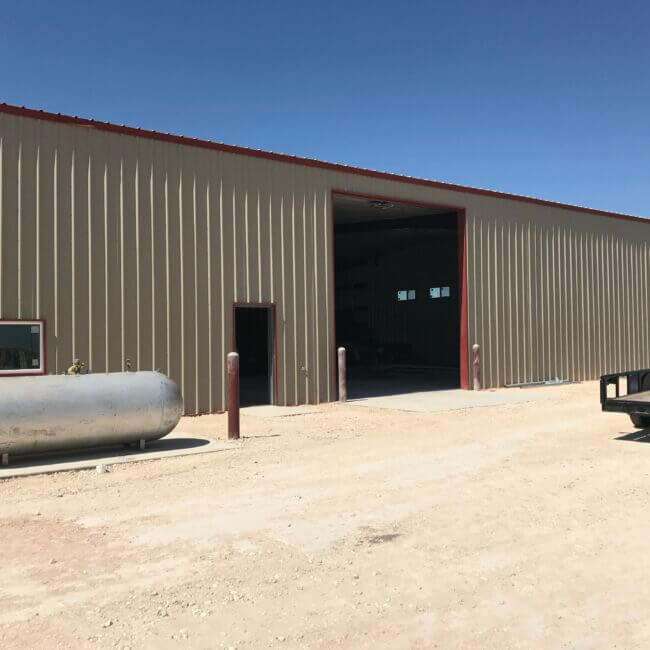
[66,359,86,375]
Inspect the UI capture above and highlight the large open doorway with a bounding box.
[333,192,463,399]
[234,305,275,406]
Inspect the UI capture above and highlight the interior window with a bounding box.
[429,286,451,298]
[397,290,416,302]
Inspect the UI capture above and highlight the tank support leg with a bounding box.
[139,439,146,451]
[1,453,8,466]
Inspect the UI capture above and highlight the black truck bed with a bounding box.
[601,368,650,427]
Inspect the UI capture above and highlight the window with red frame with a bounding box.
[0,320,45,375]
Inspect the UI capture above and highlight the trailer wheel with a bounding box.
[630,414,650,428]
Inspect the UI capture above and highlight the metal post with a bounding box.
[472,344,481,391]
[227,352,240,439]
[338,347,347,402]
[1,453,8,466]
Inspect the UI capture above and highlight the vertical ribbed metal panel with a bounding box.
[465,209,650,386]
[0,112,339,412]
[3,110,650,411]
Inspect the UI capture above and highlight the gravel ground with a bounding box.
[2,381,650,649]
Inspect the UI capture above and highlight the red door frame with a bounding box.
[232,302,278,405]
[329,190,469,391]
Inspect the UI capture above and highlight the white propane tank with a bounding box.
[0,371,183,457]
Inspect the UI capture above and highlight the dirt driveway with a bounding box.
[2,381,650,649]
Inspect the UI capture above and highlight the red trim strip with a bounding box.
[457,211,469,389]
[329,192,337,401]
[1,102,646,224]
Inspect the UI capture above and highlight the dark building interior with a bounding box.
[234,306,273,406]
[333,193,460,398]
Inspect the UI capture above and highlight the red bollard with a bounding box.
[472,344,481,391]
[338,347,347,402]
[227,352,240,439]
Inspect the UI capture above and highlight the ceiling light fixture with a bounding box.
[369,200,394,210]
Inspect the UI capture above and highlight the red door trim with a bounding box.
[457,211,469,389]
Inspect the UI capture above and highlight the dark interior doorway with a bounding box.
[333,193,461,399]
[234,305,274,406]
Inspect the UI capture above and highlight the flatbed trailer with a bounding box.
[601,368,650,428]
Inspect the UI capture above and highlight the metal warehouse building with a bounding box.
[0,103,648,414]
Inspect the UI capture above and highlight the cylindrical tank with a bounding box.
[0,371,183,456]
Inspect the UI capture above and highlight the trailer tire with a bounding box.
[630,414,650,428]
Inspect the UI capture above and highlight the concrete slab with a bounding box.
[241,404,321,417]
[0,432,238,479]
[348,387,552,413]
[347,368,459,400]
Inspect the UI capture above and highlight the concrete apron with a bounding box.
[347,387,553,413]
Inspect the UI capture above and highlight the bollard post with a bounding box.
[227,352,240,439]
[338,347,347,402]
[472,344,481,391]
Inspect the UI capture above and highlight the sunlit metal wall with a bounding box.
[0,111,335,412]
[1,107,649,411]
[465,208,650,387]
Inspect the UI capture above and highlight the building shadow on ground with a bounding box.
[347,366,460,400]
[3,436,212,470]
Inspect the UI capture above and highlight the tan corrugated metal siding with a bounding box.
[1,109,649,411]
[0,111,338,412]
[465,208,650,386]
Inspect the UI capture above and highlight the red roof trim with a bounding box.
[1,102,646,224]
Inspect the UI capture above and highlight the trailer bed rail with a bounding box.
[601,368,650,427]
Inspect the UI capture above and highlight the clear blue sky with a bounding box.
[2,1,649,216]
